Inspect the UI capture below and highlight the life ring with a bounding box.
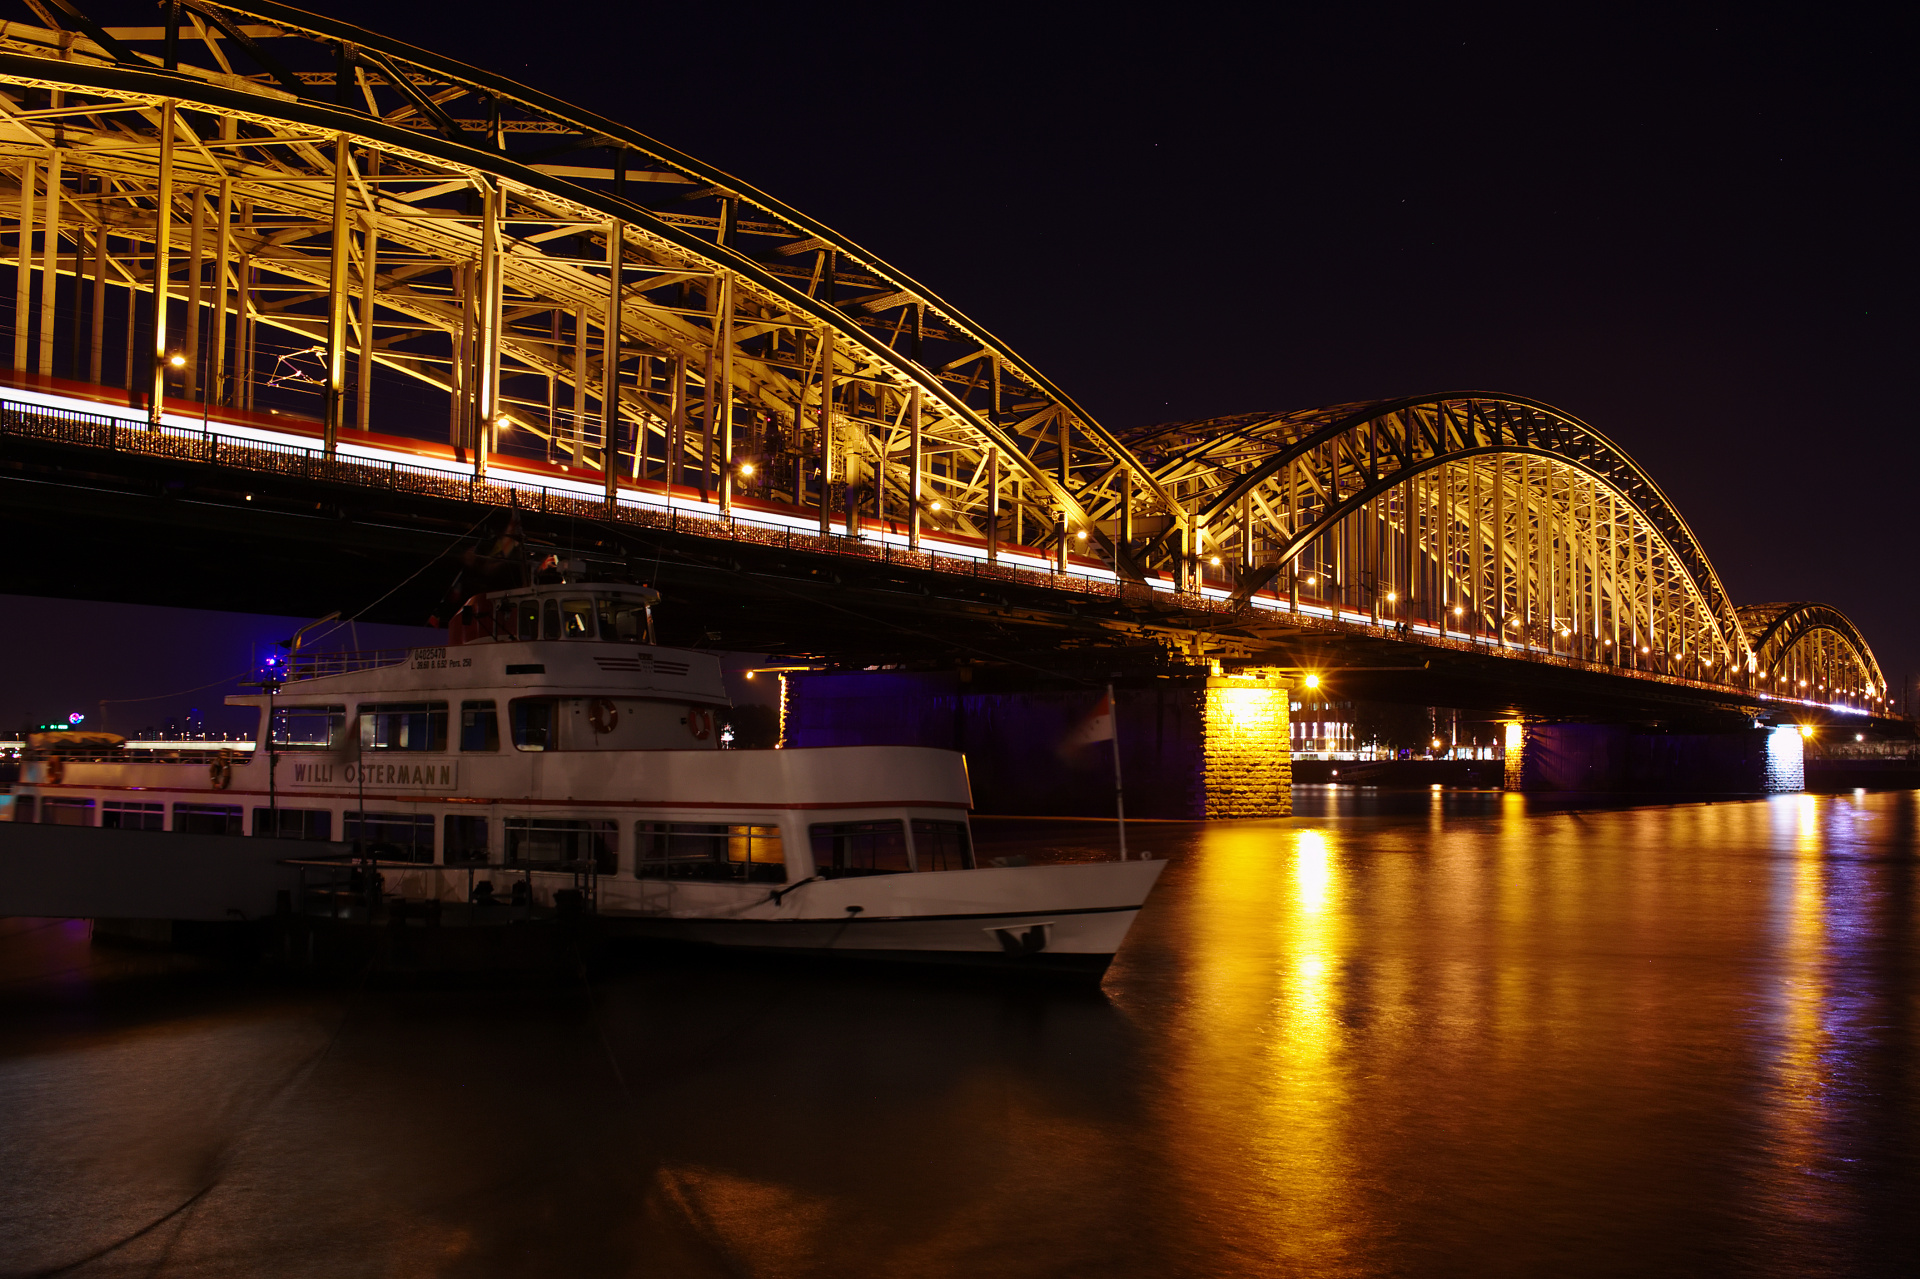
[209,760,232,790]
[44,758,64,784]
[685,707,714,741]
[589,698,619,734]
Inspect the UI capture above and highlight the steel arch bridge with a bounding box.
[0,3,1891,714]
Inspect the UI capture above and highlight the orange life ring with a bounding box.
[44,758,64,784]
[589,698,619,734]
[685,707,714,741]
[209,760,232,789]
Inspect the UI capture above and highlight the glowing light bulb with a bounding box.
[1303,674,1320,689]
[1209,555,1221,566]
[1452,606,1463,615]
[1076,530,1088,541]
[168,353,186,368]
[930,500,942,511]
[739,462,755,477]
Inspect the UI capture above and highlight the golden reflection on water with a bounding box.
[1175,823,1358,1273]
[1767,795,1830,1187]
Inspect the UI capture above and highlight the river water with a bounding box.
[2,789,1915,1277]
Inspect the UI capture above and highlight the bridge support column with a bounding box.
[1201,671,1293,818]
[784,669,1291,819]
[1503,722,1803,793]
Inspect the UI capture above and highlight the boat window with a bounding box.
[173,803,243,836]
[358,702,448,752]
[516,597,539,641]
[493,598,515,641]
[445,815,490,866]
[253,808,333,840]
[598,596,649,643]
[505,818,617,873]
[542,599,561,640]
[561,599,595,638]
[510,699,554,751]
[911,819,974,871]
[809,820,910,877]
[272,705,345,749]
[40,797,95,826]
[635,822,786,883]
[345,810,434,863]
[102,801,164,831]
[460,701,500,752]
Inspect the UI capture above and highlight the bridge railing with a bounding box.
[0,394,1868,713]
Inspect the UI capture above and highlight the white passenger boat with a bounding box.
[7,571,1164,975]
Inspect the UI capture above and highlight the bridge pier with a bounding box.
[783,669,1293,819]
[1503,722,1805,793]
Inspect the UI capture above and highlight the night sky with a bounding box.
[12,2,1914,710]
[317,0,1920,681]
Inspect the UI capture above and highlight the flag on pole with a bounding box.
[1060,688,1128,861]
[1062,692,1116,751]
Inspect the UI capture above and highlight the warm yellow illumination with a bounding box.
[930,500,942,511]
[744,671,755,680]
[1209,555,1222,566]
[1431,738,1442,749]
[168,353,186,368]
[738,462,755,477]
[1076,529,1088,541]
[1305,576,1316,586]
[1799,724,1814,739]
[1452,606,1463,615]
[1385,591,1397,602]
[1303,674,1320,690]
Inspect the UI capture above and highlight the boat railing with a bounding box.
[284,648,411,681]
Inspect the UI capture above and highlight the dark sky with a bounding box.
[313,0,1915,681]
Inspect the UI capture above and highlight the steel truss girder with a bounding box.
[1130,394,1758,665]
[0,6,1182,556]
[1737,602,1887,701]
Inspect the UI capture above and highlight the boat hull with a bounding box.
[599,859,1166,975]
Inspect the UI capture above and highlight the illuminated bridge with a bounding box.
[0,4,1899,809]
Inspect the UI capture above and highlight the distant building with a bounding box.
[1291,697,1355,756]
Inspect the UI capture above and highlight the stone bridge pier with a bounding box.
[1503,722,1806,794]
[782,669,1294,819]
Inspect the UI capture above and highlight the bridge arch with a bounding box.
[0,3,1175,566]
[1124,394,1755,676]
[1737,603,1887,706]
